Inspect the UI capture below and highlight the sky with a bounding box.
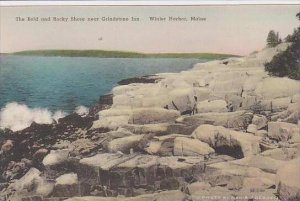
[0,5,299,55]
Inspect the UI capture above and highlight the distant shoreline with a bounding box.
[11,49,239,59]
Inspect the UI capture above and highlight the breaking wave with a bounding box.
[0,102,69,132]
[74,105,89,117]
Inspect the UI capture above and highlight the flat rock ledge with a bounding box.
[1,43,300,201]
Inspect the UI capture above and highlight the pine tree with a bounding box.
[285,29,297,42]
[266,30,280,47]
[265,13,300,80]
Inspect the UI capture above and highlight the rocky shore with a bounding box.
[0,43,299,201]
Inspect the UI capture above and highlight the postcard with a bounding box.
[0,1,299,201]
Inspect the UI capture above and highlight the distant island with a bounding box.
[12,49,238,59]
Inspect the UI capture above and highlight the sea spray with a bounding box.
[0,102,67,131]
[75,105,89,117]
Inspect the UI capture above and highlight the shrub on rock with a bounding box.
[265,13,300,80]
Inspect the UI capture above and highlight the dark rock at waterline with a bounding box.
[0,113,95,182]
[0,99,104,182]
[58,113,93,129]
[99,93,113,105]
[117,75,161,85]
[88,94,113,117]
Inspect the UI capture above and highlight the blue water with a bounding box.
[0,55,208,112]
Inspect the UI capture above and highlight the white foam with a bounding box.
[53,110,67,122]
[0,102,67,131]
[75,105,89,116]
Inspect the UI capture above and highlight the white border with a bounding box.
[0,1,299,6]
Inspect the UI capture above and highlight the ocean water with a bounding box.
[0,55,209,113]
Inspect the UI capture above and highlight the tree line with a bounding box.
[264,12,300,80]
